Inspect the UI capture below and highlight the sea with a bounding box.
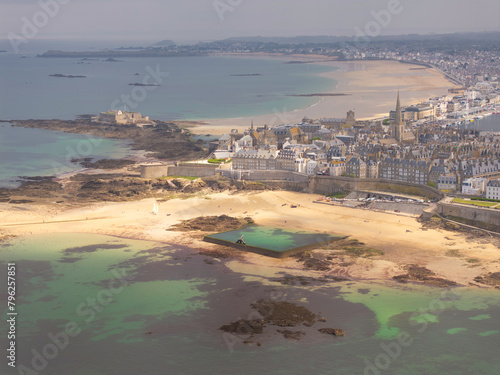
[0,234,499,375]
[1,40,500,375]
[0,40,335,186]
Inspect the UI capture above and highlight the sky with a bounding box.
[1,0,499,44]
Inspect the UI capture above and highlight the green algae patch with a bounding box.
[468,314,491,321]
[479,330,499,337]
[447,328,467,334]
[410,313,439,324]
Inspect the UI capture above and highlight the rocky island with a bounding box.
[49,74,87,78]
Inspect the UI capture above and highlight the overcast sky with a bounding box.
[1,0,499,43]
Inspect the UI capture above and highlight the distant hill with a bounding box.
[151,40,177,47]
[218,32,500,44]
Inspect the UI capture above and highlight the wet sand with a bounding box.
[191,55,457,135]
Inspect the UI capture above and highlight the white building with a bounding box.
[306,160,318,175]
[462,177,488,195]
[485,180,500,200]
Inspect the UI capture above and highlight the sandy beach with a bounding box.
[1,190,498,287]
[191,56,457,135]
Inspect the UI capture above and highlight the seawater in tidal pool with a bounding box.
[0,233,499,375]
[206,226,343,252]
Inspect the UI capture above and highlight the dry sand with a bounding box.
[191,55,457,135]
[1,190,497,287]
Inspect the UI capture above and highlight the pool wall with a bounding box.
[202,236,344,258]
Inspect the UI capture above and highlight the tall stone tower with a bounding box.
[394,90,405,143]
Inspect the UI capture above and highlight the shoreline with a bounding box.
[189,54,458,135]
[1,190,498,289]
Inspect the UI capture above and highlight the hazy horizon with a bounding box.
[1,0,499,44]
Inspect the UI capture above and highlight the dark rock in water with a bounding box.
[103,58,122,62]
[277,329,305,340]
[393,265,457,288]
[251,299,318,327]
[49,74,86,78]
[128,83,160,87]
[71,158,135,170]
[220,319,265,335]
[318,328,345,336]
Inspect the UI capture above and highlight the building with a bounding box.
[485,180,500,200]
[437,175,458,191]
[379,158,431,185]
[232,149,277,170]
[276,149,300,171]
[366,160,379,179]
[345,157,367,178]
[98,110,153,126]
[404,105,435,120]
[461,177,488,195]
[328,161,346,177]
[447,102,460,113]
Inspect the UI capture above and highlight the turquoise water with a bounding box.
[1,233,499,375]
[0,123,131,187]
[0,54,336,121]
[206,226,340,252]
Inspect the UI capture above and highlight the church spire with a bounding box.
[394,90,405,143]
[395,89,402,125]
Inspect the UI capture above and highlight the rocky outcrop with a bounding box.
[474,272,500,287]
[168,215,254,232]
[220,300,343,344]
[318,328,345,336]
[393,265,457,287]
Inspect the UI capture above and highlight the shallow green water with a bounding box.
[1,233,499,375]
[206,226,341,252]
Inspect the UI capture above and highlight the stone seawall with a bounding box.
[310,176,444,200]
[437,202,500,229]
[140,164,170,179]
[220,170,443,198]
[220,170,309,183]
[140,163,218,178]
[167,165,218,178]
